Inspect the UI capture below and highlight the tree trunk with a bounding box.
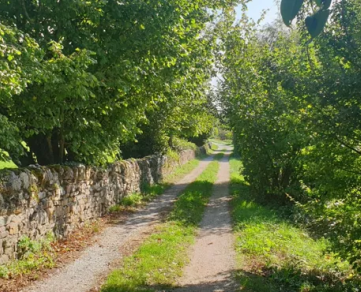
[46,134,55,164]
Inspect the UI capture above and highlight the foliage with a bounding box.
[0,0,234,165]
[230,156,359,292]
[11,43,103,165]
[280,0,332,37]
[0,233,55,279]
[0,24,42,163]
[218,0,361,271]
[0,160,16,170]
[110,193,144,210]
[101,159,220,291]
[171,137,197,152]
[211,143,219,151]
[109,185,168,212]
[219,10,306,203]
[212,126,233,141]
[187,132,211,147]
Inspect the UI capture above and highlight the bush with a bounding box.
[171,137,197,151]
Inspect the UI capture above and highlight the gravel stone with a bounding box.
[176,145,238,292]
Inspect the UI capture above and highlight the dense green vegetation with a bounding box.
[219,0,361,273]
[2,0,361,286]
[102,156,222,292]
[230,156,359,291]
[0,0,237,166]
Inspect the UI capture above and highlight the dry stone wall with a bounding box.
[0,147,207,264]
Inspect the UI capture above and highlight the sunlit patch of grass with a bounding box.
[163,158,200,185]
[101,160,220,292]
[0,160,17,170]
[109,185,169,213]
[229,155,358,292]
[209,138,233,146]
[0,233,55,279]
[211,143,219,151]
[109,158,202,213]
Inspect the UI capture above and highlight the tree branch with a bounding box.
[21,0,31,22]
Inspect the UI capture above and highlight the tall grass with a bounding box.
[229,155,358,292]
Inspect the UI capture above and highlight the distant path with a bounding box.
[23,156,214,292]
[175,146,237,292]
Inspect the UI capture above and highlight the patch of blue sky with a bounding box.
[236,0,279,24]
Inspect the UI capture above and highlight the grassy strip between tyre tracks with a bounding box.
[229,155,360,292]
[101,153,224,292]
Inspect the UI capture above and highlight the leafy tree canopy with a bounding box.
[0,0,236,165]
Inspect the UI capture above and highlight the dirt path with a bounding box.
[22,157,214,292]
[176,147,237,292]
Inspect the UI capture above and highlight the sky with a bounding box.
[236,0,279,25]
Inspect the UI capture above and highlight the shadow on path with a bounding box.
[174,153,236,292]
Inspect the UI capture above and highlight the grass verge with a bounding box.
[163,158,200,185]
[0,233,56,279]
[229,155,359,292]
[0,220,104,282]
[101,155,223,292]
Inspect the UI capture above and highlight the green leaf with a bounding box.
[281,0,304,26]
[323,0,332,9]
[315,0,332,8]
[305,9,330,38]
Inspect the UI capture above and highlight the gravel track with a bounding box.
[175,146,237,292]
[22,157,214,292]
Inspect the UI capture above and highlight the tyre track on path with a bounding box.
[175,146,237,292]
[23,156,214,292]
